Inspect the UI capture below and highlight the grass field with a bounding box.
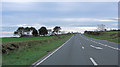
[84,31,119,43]
[2,34,73,65]
[1,36,55,43]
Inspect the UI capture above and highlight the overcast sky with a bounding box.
[2,0,119,2]
[2,2,118,32]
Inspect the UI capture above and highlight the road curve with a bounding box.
[33,34,119,66]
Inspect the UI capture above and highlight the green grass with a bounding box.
[2,36,55,43]
[109,38,119,43]
[106,31,118,33]
[84,31,119,43]
[2,34,73,65]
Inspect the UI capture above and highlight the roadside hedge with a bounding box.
[2,35,67,54]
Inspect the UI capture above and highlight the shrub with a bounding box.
[84,31,104,35]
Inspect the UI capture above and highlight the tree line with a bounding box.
[84,29,120,36]
[84,31,104,35]
[14,26,61,37]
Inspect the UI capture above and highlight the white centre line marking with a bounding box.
[81,36,120,51]
[90,45,103,50]
[90,57,98,66]
[82,46,84,49]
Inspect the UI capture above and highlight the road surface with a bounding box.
[33,34,119,66]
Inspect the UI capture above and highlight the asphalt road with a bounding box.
[33,34,119,66]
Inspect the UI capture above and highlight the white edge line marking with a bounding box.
[34,36,73,66]
[90,57,98,66]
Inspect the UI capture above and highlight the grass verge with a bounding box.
[2,34,73,65]
[84,31,119,43]
[1,36,55,43]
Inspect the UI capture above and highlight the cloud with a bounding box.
[0,32,13,34]
[2,2,118,29]
[2,15,118,27]
[1,24,45,28]
[2,2,118,14]
[112,23,118,26]
[2,2,78,12]
[36,18,118,23]
[99,19,117,22]
[2,2,93,12]
[2,2,37,11]
[61,27,97,33]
